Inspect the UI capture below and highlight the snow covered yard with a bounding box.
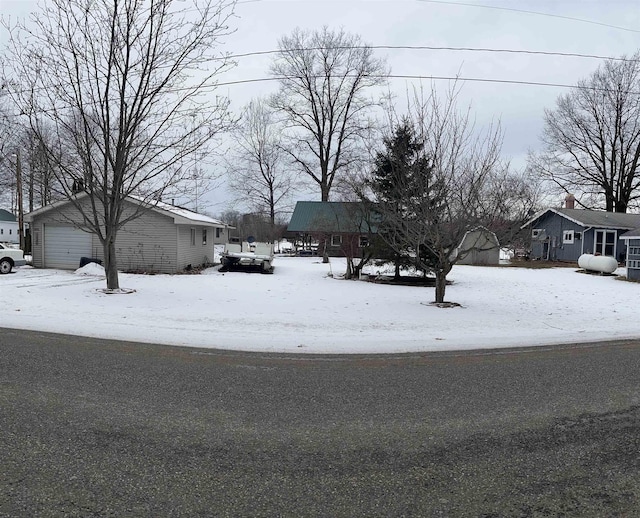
[1,256,638,354]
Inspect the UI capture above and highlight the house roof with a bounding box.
[621,227,640,239]
[287,201,378,234]
[0,209,16,222]
[138,198,227,227]
[522,208,640,230]
[24,194,227,228]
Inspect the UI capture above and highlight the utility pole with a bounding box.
[15,149,24,251]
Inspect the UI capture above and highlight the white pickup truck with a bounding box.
[0,243,26,274]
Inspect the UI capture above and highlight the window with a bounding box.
[202,229,207,246]
[629,246,640,256]
[562,230,574,244]
[34,230,40,246]
[0,229,3,235]
[628,259,640,269]
[216,228,223,239]
[331,234,342,247]
[575,232,582,240]
[358,235,369,248]
[190,228,196,246]
[532,228,543,239]
[594,229,616,256]
[8,229,11,235]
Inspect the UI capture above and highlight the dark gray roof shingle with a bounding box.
[555,208,640,229]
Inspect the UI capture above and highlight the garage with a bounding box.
[44,225,92,269]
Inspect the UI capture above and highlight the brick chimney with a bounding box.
[565,193,575,209]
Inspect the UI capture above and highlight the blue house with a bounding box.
[522,205,640,263]
[621,228,640,281]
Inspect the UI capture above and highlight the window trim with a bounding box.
[330,234,342,247]
[562,230,574,244]
[190,228,196,247]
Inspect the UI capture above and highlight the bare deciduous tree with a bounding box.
[482,167,546,251]
[226,98,295,241]
[529,52,640,213]
[270,27,387,202]
[3,0,236,289]
[373,84,503,304]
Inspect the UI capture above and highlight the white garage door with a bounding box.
[44,225,92,269]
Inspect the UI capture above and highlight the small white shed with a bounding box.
[453,227,500,266]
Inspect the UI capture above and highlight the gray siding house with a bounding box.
[522,208,640,263]
[25,195,230,273]
[621,228,640,281]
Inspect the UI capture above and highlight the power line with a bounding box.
[213,74,640,95]
[228,45,634,63]
[415,0,640,33]
[5,71,638,114]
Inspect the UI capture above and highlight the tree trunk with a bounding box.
[435,270,447,303]
[103,236,119,290]
[345,258,353,279]
[322,237,329,263]
[320,183,330,202]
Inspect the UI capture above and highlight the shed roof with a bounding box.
[522,208,640,230]
[287,201,378,234]
[0,209,16,222]
[25,194,227,228]
[136,197,226,227]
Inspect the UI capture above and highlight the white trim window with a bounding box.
[562,230,574,244]
[358,235,369,248]
[190,228,196,246]
[594,229,616,257]
[331,234,342,247]
[532,228,543,239]
[202,228,207,246]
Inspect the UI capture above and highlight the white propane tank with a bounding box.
[578,253,618,274]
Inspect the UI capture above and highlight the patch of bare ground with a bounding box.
[496,260,578,269]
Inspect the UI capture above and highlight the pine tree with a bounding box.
[369,120,443,278]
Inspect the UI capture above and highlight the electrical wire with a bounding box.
[228,45,635,63]
[415,0,640,33]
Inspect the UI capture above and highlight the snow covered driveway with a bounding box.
[1,257,638,354]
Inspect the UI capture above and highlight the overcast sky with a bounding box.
[2,0,640,215]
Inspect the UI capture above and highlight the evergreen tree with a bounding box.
[369,120,442,278]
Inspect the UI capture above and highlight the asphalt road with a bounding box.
[3,329,640,517]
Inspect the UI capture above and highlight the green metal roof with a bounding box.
[0,209,16,222]
[287,201,379,234]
